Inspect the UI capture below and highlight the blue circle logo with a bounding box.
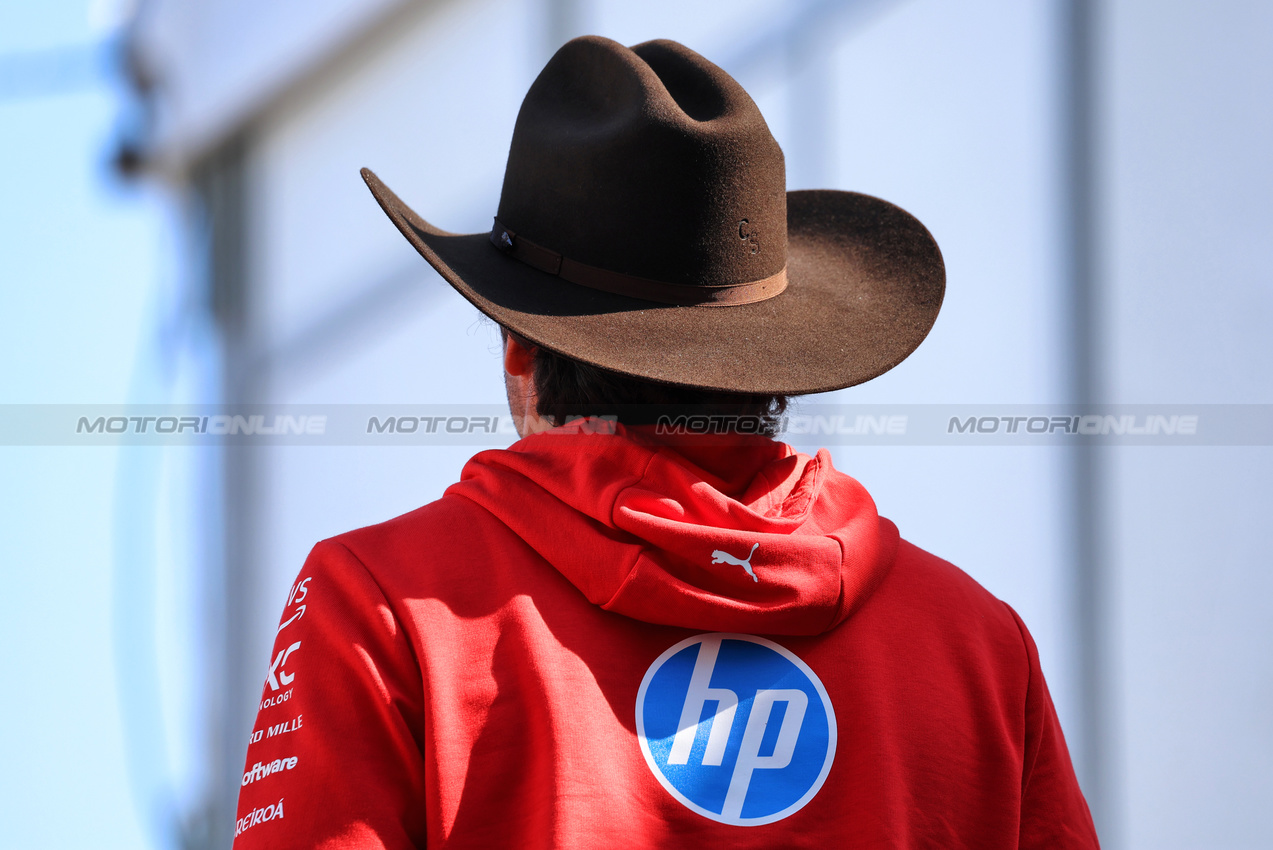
[635,633,837,826]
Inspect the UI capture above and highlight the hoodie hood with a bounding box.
[447,422,898,636]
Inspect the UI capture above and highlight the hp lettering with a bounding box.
[635,633,836,826]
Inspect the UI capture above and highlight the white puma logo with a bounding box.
[711,542,760,582]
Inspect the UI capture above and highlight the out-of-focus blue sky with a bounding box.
[0,1,165,846]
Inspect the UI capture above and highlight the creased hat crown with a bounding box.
[496,36,788,288]
[361,35,944,394]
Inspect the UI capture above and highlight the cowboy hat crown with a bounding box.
[361,35,944,394]
[494,36,787,304]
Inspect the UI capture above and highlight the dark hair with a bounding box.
[503,329,789,436]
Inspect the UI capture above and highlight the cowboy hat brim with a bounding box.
[362,167,944,396]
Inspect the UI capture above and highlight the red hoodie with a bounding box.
[233,424,1098,848]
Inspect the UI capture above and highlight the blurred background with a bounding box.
[1,0,1270,847]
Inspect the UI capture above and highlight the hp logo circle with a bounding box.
[635,633,837,826]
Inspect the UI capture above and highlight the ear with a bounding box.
[503,332,537,377]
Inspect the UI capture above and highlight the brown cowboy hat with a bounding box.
[362,35,944,395]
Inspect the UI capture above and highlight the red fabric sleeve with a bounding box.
[1006,604,1101,848]
[232,540,427,849]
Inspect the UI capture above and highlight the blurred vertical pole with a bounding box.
[192,135,256,850]
[1060,0,1115,843]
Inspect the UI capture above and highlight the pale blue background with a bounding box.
[2,2,1271,848]
[1,2,166,846]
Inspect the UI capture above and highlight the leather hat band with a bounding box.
[490,219,786,307]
